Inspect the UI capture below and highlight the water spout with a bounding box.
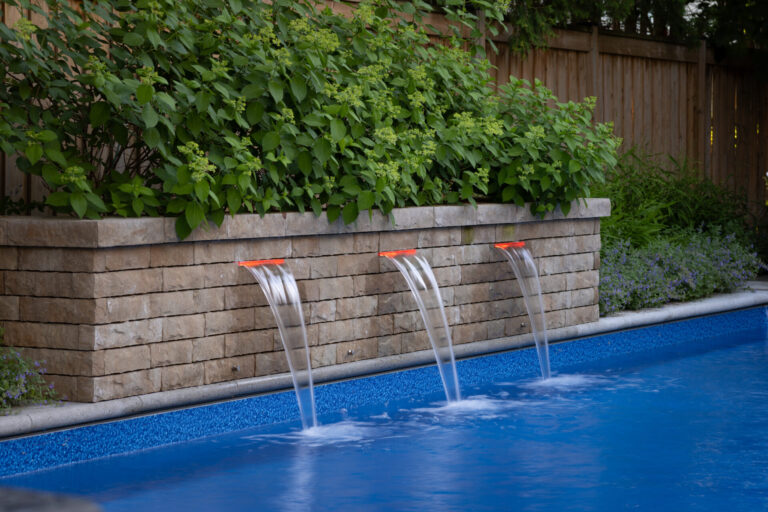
[494,242,551,379]
[238,259,317,429]
[380,250,461,402]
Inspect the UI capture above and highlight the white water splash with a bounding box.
[521,374,609,391]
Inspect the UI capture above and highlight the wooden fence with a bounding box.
[1,3,766,213]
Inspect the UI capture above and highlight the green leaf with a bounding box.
[302,113,326,127]
[330,119,347,142]
[185,202,205,231]
[89,102,111,127]
[45,191,69,207]
[268,80,284,103]
[242,84,262,100]
[297,151,312,176]
[136,83,154,105]
[290,76,307,102]
[357,190,375,211]
[569,159,582,173]
[262,131,281,152]
[132,197,144,216]
[142,105,159,128]
[144,127,161,148]
[70,192,87,218]
[175,215,192,240]
[313,138,332,164]
[326,205,340,223]
[226,188,241,214]
[342,202,358,224]
[210,208,225,227]
[44,147,67,167]
[123,32,144,46]
[194,180,210,202]
[246,102,264,124]
[37,130,57,142]
[25,144,43,165]
[560,201,572,216]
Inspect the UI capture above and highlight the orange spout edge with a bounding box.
[494,241,526,249]
[237,259,285,267]
[378,249,417,258]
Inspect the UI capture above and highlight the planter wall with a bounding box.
[0,200,609,402]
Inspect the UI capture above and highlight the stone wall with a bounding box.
[0,200,609,402]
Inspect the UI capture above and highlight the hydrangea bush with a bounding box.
[0,327,57,411]
[0,0,618,238]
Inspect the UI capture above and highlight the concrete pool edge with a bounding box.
[2,283,767,439]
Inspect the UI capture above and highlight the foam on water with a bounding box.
[243,420,382,447]
[521,373,609,390]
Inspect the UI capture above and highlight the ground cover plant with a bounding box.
[0,327,57,411]
[595,149,765,315]
[0,0,618,238]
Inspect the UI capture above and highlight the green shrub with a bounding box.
[599,228,763,315]
[0,0,618,238]
[0,327,57,411]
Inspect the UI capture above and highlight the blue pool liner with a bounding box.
[1,306,766,478]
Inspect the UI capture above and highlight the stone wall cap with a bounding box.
[0,199,610,249]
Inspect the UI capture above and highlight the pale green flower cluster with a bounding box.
[179,142,215,183]
[326,82,365,108]
[137,66,160,85]
[374,126,398,146]
[354,3,376,25]
[279,107,295,124]
[211,59,230,77]
[289,17,340,52]
[13,18,37,41]
[477,166,490,185]
[225,96,246,114]
[524,125,546,140]
[61,166,87,187]
[370,159,401,184]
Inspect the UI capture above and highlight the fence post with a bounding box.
[697,39,709,179]
[588,25,602,120]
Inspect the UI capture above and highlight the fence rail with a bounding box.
[1,3,766,214]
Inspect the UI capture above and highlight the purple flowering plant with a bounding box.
[0,327,57,411]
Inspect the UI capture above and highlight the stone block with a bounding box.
[377,334,402,356]
[460,262,511,285]
[94,268,163,298]
[0,270,4,293]
[150,244,195,267]
[254,352,288,377]
[151,340,193,367]
[104,345,150,374]
[300,276,354,301]
[17,347,98,376]
[150,290,195,317]
[538,253,594,276]
[567,270,599,290]
[505,314,531,337]
[254,305,277,330]
[310,344,337,368]
[5,271,92,299]
[225,330,273,357]
[353,233,380,253]
[0,295,20,321]
[93,318,163,349]
[433,265,462,287]
[434,205,477,227]
[401,330,430,352]
[193,288,226,313]
[224,284,268,309]
[18,248,98,272]
[453,283,490,305]
[227,212,287,239]
[542,291,571,311]
[103,247,151,271]
[193,241,237,264]
[205,262,253,288]
[461,225,495,245]
[205,355,255,384]
[489,279,521,300]
[418,228,462,248]
[233,238,293,262]
[163,314,205,341]
[336,253,380,276]
[566,305,599,325]
[93,369,161,401]
[377,291,414,315]
[284,211,339,237]
[337,337,378,364]
[392,206,435,230]
[192,335,225,362]
[96,217,166,247]
[310,300,336,323]
[476,204,518,225]
[161,363,204,391]
[3,217,98,248]
[336,296,377,320]
[494,224,517,244]
[546,309,567,329]
[163,265,204,291]
[393,311,422,334]
[291,234,354,257]
[20,297,94,324]
[0,247,18,270]
[571,288,598,308]
[379,231,420,252]
[539,274,567,294]
[204,308,254,336]
[353,272,397,296]
[94,295,151,323]
[430,246,458,267]
[593,251,601,270]
[3,321,83,350]
[487,319,506,339]
[318,318,356,344]
[309,255,338,278]
[452,322,488,345]
[355,315,393,338]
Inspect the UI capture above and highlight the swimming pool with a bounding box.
[2,307,767,510]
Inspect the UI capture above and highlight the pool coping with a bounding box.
[2,282,767,439]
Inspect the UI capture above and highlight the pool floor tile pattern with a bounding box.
[1,306,766,478]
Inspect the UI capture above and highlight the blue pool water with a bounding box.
[2,307,768,510]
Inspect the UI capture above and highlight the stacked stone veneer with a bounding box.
[0,200,609,402]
